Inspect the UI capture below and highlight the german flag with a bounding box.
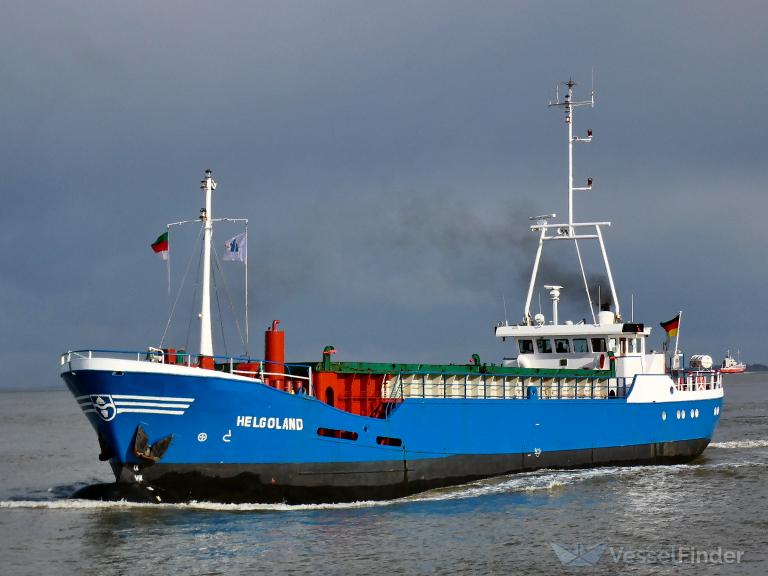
[660,314,680,338]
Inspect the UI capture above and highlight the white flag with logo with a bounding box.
[223,232,247,262]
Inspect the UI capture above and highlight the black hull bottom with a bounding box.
[76,438,710,504]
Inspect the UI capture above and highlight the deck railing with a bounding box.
[673,370,722,392]
[382,371,633,401]
[60,349,314,395]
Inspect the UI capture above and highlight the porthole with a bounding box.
[681,410,686,419]
[695,409,699,418]
[676,410,681,420]
[661,411,667,421]
[690,409,695,419]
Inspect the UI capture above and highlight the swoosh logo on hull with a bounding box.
[76,394,195,421]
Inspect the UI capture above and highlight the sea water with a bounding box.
[1,376,766,575]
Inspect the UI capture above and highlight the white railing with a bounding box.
[382,371,633,400]
[232,365,313,396]
[60,348,313,396]
[674,370,722,392]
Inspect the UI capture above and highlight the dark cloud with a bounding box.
[1,1,767,387]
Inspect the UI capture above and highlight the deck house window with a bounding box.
[591,338,607,352]
[536,338,553,353]
[555,339,570,353]
[518,339,534,354]
[573,339,588,353]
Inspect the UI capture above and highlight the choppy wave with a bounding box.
[407,467,620,503]
[1,456,763,512]
[709,439,768,449]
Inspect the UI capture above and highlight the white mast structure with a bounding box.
[197,169,251,357]
[199,169,216,357]
[523,77,620,326]
[162,169,250,358]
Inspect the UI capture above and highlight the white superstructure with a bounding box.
[494,78,716,390]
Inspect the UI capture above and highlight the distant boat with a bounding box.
[721,350,747,374]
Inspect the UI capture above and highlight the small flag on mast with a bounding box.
[151,231,169,260]
[660,314,680,338]
[223,232,247,262]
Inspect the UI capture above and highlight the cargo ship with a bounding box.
[721,350,747,374]
[61,79,724,504]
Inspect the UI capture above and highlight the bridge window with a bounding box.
[518,339,534,354]
[555,339,570,353]
[573,339,588,353]
[591,338,607,352]
[536,338,553,353]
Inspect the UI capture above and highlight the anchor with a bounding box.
[133,425,173,463]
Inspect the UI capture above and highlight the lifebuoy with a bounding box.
[599,353,605,369]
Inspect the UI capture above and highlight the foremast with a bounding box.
[199,169,216,357]
[523,78,620,326]
[162,169,250,359]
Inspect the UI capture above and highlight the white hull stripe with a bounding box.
[75,394,194,403]
[112,401,191,409]
[112,394,195,402]
[79,401,190,410]
[80,405,187,416]
[76,394,195,419]
[116,408,185,415]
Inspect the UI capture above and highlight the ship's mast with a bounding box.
[522,77,621,325]
[199,169,216,357]
[556,79,594,234]
[159,169,250,359]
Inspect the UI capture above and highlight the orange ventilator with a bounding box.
[265,320,285,388]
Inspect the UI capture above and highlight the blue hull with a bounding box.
[62,368,722,503]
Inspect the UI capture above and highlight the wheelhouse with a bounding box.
[496,317,662,377]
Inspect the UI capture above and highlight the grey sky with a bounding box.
[2,1,767,388]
